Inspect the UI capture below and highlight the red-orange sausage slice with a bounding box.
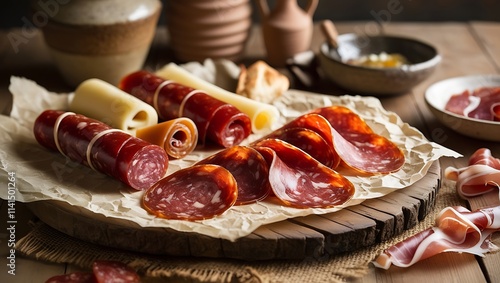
[196,146,271,205]
[254,139,354,208]
[142,164,238,220]
[311,106,405,174]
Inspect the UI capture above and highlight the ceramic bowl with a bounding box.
[318,33,441,95]
[424,74,500,141]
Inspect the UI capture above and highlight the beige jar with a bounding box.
[34,0,162,87]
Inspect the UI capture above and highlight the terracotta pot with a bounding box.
[166,0,252,62]
[257,0,318,66]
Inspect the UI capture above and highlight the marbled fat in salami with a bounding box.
[119,71,251,148]
[33,110,169,190]
[253,139,354,208]
[311,106,405,174]
[92,260,140,283]
[196,146,271,205]
[143,164,238,220]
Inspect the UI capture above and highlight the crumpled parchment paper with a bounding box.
[0,61,461,241]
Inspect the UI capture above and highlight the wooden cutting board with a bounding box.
[28,161,440,261]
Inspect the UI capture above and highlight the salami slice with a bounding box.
[311,106,405,174]
[253,139,354,208]
[45,272,96,283]
[92,260,140,283]
[119,70,252,148]
[143,164,238,220]
[196,146,271,205]
[33,110,169,190]
[254,113,341,169]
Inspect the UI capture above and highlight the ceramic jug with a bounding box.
[257,0,318,66]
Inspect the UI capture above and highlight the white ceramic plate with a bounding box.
[425,74,500,141]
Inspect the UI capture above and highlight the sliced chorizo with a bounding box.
[311,106,405,174]
[253,139,354,208]
[196,146,271,205]
[142,164,238,220]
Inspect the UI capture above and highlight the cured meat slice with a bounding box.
[136,117,198,159]
[93,260,140,283]
[310,106,405,174]
[445,87,500,121]
[33,110,168,190]
[143,164,238,220]
[445,148,500,199]
[373,205,500,269]
[119,70,251,148]
[45,272,96,283]
[255,113,341,169]
[253,139,354,208]
[196,146,271,205]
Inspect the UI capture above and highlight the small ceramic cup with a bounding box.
[34,0,162,87]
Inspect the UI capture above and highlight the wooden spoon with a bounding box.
[320,20,339,52]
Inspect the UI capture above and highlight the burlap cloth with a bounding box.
[16,177,465,283]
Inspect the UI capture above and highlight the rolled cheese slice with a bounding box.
[69,78,158,136]
[136,117,198,159]
[156,63,280,134]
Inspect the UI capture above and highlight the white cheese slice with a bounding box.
[69,78,158,136]
[156,63,280,134]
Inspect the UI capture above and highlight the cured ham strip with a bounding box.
[196,146,271,205]
[374,148,500,269]
[445,148,500,199]
[255,113,341,169]
[119,70,251,148]
[136,117,198,159]
[445,87,500,121]
[310,106,405,174]
[33,110,168,190]
[142,164,238,220]
[253,139,354,208]
[373,205,500,269]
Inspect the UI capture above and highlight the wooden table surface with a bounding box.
[1,21,500,282]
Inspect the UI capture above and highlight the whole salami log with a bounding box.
[196,146,271,205]
[253,138,355,208]
[143,164,238,220]
[34,110,169,191]
[119,70,252,148]
[311,106,405,174]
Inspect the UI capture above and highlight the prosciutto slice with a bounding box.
[373,205,500,269]
[310,106,405,174]
[374,147,500,269]
[119,71,251,148]
[445,87,500,121]
[445,148,500,199]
